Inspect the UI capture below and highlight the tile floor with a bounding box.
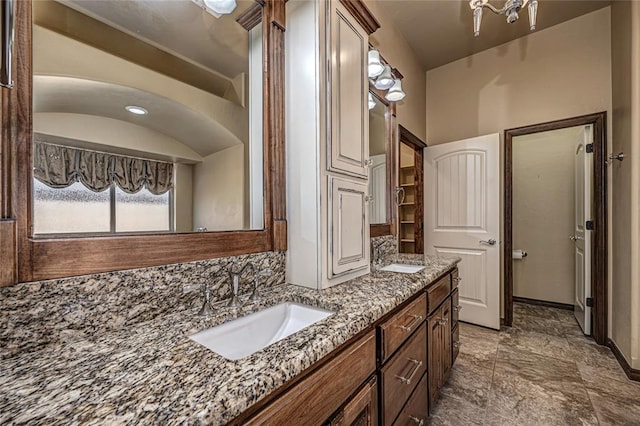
[429,302,640,425]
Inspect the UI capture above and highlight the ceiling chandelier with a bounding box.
[469,0,538,37]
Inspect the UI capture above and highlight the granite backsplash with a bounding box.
[0,251,285,358]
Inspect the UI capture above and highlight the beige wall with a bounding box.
[611,0,640,369]
[363,0,426,142]
[425,8,612,146]
[192,145,245,231]
[174,163,194,233]
[512,127,581,305]
[425,7,613,322]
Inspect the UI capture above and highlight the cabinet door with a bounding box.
[328,0,369,178]
[440,299,452,388]
[329,176,370,277]
[427,310,441,410]
[329,377,378,426]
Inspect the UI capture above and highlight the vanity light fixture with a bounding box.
[368,49,384,78]
[368,93,376,110]
[192,0,237,17]
[385,79,405,102]
[470,0,538,37]
[374,65,394,90]
[125,105,148,115]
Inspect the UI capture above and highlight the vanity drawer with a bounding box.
[380,323,427,426]
[392,372,428,426]
[246,331,376,425]
[451,287,460,327]
[379,293,427,363]
[452,323,460,365]
[427,275,451,315]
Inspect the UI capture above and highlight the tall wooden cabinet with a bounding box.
[285,0,378,289]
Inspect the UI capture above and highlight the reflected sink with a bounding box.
[379,263,426,274]
[189,302,334,360]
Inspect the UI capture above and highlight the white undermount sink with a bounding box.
[189,302,334,360]
[379,263,426,274]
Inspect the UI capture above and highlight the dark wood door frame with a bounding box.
[399,126,426,254]
[504,112,608,345]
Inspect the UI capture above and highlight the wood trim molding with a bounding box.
[4,0,287,284]
[237,3,264,31]
[608,339,640,382]
[369,91,396,238]
[399,125,427,149]
[338,0,380,35]
[264,0,287,251]
[398,126,426,255]
[504,112,608,345]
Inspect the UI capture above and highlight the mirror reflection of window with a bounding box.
[31,0,263,236]
[368,93,388,225]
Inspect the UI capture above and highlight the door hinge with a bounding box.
[586,297,594,307]
[586,220,594,230]
[586,143,594,153]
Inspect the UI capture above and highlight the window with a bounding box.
[32,142,174,235]
[34,179,173,235]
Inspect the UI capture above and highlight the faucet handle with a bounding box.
[198,282,216,316]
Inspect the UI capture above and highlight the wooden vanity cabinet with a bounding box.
[242,268,460,425]
[244,331,376,426]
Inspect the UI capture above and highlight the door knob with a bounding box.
[479,239,496,246]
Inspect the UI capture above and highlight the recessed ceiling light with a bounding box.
[125,105,148,115]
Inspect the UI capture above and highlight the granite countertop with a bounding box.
[0,254,459,425]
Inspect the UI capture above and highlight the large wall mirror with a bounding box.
[368,90,395,237]
[6,0,286,282]
[32,0,264,235]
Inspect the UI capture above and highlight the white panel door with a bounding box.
[328,0,369,178]
[573,125,593,334]
[369,154,386,224]
[329,176,369,277]
[424,134,500,329]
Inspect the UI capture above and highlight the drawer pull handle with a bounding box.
[453,277,462,282]
[409,416,425,426]
[395,358,422,385]
[453,305,462,312]
[438,317,448,326]
[454,341,462,348]
[398,314,423,332]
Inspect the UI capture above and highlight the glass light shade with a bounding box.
[368,93,376,110]
[368,50,384,78]
[203,0,237,15]
[374,65,394,90]
[385,79,405,102]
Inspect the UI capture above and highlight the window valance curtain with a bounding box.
[33,142,173,195]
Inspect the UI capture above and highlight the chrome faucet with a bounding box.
[227,262,255,307]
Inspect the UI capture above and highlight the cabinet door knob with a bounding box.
[453,305,462,312]
[365,194,374,202]
[438,317,449,326]
[366,158,374,166]
[454,341,462,348]
[453,277,462,282]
